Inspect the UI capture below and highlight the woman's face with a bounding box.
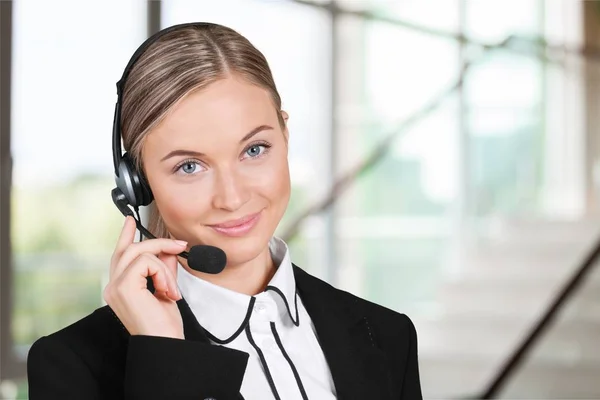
[142,75,291,266]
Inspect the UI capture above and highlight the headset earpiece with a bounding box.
[115,152,153,208]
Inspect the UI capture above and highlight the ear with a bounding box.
[281,110,290,143]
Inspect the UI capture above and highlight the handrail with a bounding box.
[479,233,600,398]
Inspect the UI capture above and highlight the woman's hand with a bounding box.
[103,216,187,339]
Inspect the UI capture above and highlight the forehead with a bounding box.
[150,76,277,144]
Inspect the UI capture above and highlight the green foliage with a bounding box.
[13,253,108,345]
[11,174,122,350]
[11,174,124,255]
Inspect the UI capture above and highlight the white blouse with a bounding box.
[177,236,337,400]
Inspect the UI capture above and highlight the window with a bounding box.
[464,0,545,217]
[6,0,146,393]
[331,3,461,314]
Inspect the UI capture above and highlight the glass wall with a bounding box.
[332,5,461,313]
[464,0,545,218]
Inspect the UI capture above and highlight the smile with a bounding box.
[208,211,262,237]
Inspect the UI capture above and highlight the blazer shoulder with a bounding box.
[293,264,416,338]
[29,305,127,370]
[43,305,124,343]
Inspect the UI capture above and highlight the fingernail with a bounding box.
[174,240,187,247]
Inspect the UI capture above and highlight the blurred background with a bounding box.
[1,0,600,398]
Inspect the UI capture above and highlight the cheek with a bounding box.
[257,154,290,208]
[151,178,211,228]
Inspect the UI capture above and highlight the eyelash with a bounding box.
[244,141,272,159]
[172,141,273,175]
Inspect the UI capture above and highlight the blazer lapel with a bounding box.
[294,265,394,400]
[147,276,211,343]
[177,298,212,343]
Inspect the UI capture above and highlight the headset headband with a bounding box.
[112,22,213,177]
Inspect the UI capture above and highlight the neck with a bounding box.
[179,246,276,296]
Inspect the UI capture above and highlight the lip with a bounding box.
[208,211,262,237]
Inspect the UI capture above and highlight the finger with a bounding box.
[110,216,137,277]
[158,252,178,280]
[158,253,181,301]
[122,253,181,301]
[120,253,172,296]
[113,239,187,280]
[143,255,181,301]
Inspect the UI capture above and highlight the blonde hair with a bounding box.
[120,23,284,238]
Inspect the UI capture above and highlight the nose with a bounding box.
[211,167,250,212]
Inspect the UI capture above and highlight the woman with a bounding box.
[27,22,422,400]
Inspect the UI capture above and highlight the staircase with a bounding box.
[414,218,600,399]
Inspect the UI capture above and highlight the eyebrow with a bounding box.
[160,124,274,162]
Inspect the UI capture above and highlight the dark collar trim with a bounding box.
[265,285,300,326]
[270,322,309,400]
[245,323,282,400]
[204,296,257,345]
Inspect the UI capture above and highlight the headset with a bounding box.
[110,22,226,274]
[111,22,214,212]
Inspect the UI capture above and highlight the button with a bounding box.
[254,303,267,313]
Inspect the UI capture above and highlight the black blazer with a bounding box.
[27,265,422,400]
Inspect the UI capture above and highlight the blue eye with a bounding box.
[246,145,264,158]
[244,142,272,159]
[176,161,201,175]
[181,162,197,174]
